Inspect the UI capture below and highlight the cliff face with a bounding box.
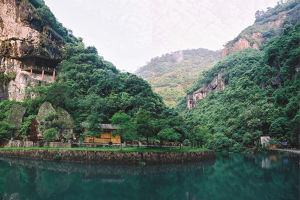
[0,0,61,102]
[221,0,300,58]
[187,73,225,109]
[186,1,299,109]
[221,16,285,59]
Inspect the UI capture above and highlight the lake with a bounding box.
[0,153,298,200]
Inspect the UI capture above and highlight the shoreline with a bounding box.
[0,148,216,164]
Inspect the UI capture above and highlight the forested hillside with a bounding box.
[182,22,299,151]
[136,49,221,107]
[0,0,187,145]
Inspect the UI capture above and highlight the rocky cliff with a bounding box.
[186,0,299,109]
[187,73,225,109]
[222,0,299,58]
[0,0,63,102]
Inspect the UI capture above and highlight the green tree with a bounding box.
[157,128,181,144]
[134,110,154,144]
[110,111,137,143]
[43,128,57,146]
[0,122,14,143]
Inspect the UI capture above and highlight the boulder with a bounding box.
[7,104,26,129]
[36,101,56,138]
[36,102,75,140]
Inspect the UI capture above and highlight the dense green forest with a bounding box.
[183,22,299,151]
[136,49,221,107]
[0,0,299,152]
[0,40,188,145]
[0,0,187,145]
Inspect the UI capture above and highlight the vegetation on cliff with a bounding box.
[183,22,300,151]
[136,49,221,107]
[224,0,299,56]
[0,36,187,145]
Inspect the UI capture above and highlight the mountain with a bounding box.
[186,0,300,109]
[136,49,221,107]
[222,0,300,58]
[0,0,186,145]
[181,0,300,151]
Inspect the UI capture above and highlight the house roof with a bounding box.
[101,124,120,130]
[81,122,120,130]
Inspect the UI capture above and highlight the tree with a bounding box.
[190,126,212,147]
[157,128,181,144]
[83,113,103,143]
[43,128,57,146]
[0,122,14,143]
[134,110,154,144]
[110,111,137,143]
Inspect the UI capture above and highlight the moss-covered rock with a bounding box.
[36,101,56,137]
[36,102,74,140]
[56,107,74,129]
[7,104,26,129]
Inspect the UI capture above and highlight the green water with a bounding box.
[0,153,298,200]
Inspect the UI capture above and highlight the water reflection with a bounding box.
[0,153,298,200]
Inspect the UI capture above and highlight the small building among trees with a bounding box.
[84,124,121,144]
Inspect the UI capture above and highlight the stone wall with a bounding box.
[6,140,35,147]
[0,149,216,164]
[48,142,71,148]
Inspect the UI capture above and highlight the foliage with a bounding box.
[183,23,300,151]
[0,72,16,84]
[157,128,181,143]
[136,48,221,107]
[0,100,18,121]
[0,122,14,142]
[134,110,155,143]
[225,0,299,54]
[43,128,57,145]
[110,111,137,142]
[19,115,36,137]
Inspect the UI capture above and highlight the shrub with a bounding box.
[0,121,14,142]
[43,128,57,145]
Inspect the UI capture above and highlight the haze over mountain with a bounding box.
[136,49,221,107]
[44,0,278,72]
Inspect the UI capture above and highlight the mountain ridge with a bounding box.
[136,48,221,107]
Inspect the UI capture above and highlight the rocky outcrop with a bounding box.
[7,104,26,129]
[0,0,61,102]
[222,36,260,58]
[187,73,225,109]
[36,102,75,140]
[0,149,216,164]
[221,15,287,58]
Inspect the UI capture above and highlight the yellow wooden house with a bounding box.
[84,124,121,144]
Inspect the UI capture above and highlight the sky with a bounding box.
[44,0,278,72]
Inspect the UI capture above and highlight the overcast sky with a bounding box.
[44,0,278,72]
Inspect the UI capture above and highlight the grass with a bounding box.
[0,146,208,152]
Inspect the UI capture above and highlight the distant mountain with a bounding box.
[135,49,221,107]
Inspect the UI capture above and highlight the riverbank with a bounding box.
[268,148,300,155]
[0,147,215,164]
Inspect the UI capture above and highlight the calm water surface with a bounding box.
[0,153,299,200]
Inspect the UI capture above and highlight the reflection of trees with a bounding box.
[0,153,298,200]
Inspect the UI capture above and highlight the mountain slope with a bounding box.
[0,0,187,144]
[186,0,300,109]
[136,48,221,107]
[181,4,300,152]
[222,0,300,58]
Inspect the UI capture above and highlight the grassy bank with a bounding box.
[0,147,208,152]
